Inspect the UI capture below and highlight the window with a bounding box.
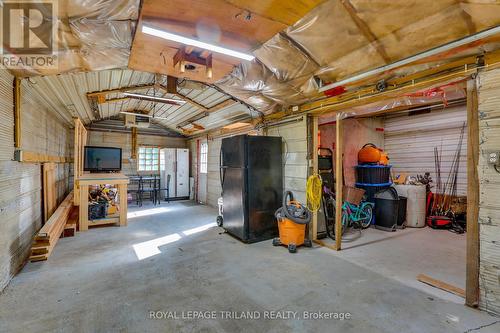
[200,142,208,174]
[138,147,159,172]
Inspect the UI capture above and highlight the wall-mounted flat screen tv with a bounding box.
[84,146,122,172]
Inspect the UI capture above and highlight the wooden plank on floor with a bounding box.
[417,274,465,298]
[313,239,337,251]
[30,191,74,262]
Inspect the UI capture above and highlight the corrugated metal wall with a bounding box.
[87,130,187,176]
[384,105,467,196]
[0,70,13,159]
[21,80,72,202]
[0,71,73,292]
[477,69,500,315]
[266,119,308,203]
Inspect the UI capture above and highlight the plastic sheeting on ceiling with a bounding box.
[7,0,500,119]
[216,0,500,114]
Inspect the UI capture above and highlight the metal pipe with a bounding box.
[262,116,304,129]
[319,25,500,93]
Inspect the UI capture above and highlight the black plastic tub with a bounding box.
[356,165,391,184]
[355,182,392,203]
[374,188,399,232]
[397,196,407,228]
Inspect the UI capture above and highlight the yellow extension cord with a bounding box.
[306,174,323,212]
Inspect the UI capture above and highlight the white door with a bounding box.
[176,148,190,197]
[198,141,208,203]
[162,148,176,198]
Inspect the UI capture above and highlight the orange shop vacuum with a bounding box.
[273,191,312,253]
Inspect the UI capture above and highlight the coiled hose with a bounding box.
[275,191,311,225]
[306,174,323,213]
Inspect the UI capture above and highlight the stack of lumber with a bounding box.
[62,206,79,238]
[30,191,74,262]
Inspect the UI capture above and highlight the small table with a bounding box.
[78,173,129,231]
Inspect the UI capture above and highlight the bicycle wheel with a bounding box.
[340,209,349,235]
[326,200,348,237]
[324,198,336,240]
[359,204,373,229]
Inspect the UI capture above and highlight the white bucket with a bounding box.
[393,184,427,228]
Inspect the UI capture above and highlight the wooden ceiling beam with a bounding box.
[341,0,391,64]
[86,84,155,97]
[100,97,130,104]
[207,99,237,114]
[156,79,209,112]
[456,0,477,34]
[102,96,183,106]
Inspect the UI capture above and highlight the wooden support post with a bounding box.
[43,163,57,222]
[311,116,319,240]
[79,185,89,231]
[166,76,177,94]
[205,54,213,79]
[335,113,343,251]
[73,118,87,206]
[466,78,480,307]
[14,77,21,148]
[131,127,137,159]
[119,184,128,227]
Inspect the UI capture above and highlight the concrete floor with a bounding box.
[0,201,499,332]
[319,226,467,303]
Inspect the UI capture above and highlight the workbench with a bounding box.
[78,173,129,231]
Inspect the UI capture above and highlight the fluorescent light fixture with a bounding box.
[123,92,186,105]
[142,25,255,62]
[120,111,169,120]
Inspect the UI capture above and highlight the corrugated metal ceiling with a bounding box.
[26,69,256,135]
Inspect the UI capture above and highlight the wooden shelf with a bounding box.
[79,173,129,231]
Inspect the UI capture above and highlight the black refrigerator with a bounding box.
[220,135,283,243]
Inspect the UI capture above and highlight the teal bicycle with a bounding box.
[323,188,374,238]
[339,200,374,234]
